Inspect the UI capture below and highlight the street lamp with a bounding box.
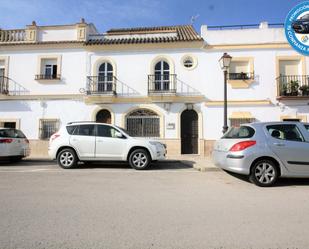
[219,52,232,134]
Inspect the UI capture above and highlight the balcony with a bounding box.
[228,72,254,80]
[0,76,9,95]
[35,74,61,80]
[0,29,26,43]
[86,76,116,95]
[277,75,309,100]
[148,74,177,95]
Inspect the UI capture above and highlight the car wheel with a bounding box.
[57,148,78,169]
[250,159,279,187]
[129,149,150,170]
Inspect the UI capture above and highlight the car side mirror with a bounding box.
[115,131,124,138]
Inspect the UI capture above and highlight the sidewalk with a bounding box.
[166,155,218,172]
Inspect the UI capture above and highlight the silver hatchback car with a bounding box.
[213,122,309,187]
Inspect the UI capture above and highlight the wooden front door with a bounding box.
[181,110,198,154]
[96,109,111,124]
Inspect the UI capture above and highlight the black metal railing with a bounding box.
[0,76,9,95]
[228,72,254,80]
[86,76,116,95]
[148,74,177,94]
[35,74,61,80]
[277,75,309,97]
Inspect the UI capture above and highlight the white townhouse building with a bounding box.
[0,20,308,157]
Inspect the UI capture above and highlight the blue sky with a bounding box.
[0,0,305,32]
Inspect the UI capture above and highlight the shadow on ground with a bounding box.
[224,170,309,187]
[0,159,194,170]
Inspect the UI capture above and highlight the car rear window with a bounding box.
[222,126,255,139]
[0,129,26,138]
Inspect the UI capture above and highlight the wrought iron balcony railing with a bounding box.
[86,76,117,95]
[0,29,26,42]
[35,74,61,80]
[0,76,9,95]
[148,74,177,94]
[228,72,254,80]
[277,75,309,97]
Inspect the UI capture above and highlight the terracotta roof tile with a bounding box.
[85,25,203,45]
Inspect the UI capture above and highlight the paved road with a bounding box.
[1,160,309,249]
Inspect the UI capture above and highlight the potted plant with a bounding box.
[281,83,288,96]
[300,85,309,96]
[289,80,299,96]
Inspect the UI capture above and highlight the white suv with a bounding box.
[48,122,166,170]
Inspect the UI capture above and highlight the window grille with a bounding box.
[230,118,255,128]
[39,119,60,140]
[126,109,160,137]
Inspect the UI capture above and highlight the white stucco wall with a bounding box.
[38,27,77,41]
[0,48,86,95]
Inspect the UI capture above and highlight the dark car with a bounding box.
[292,14,309,34]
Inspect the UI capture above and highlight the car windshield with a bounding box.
[222,126,255,139]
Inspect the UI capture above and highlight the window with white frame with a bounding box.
[181,55,197,70]
[229,60,252,80]
[39,119,60,140]
[36,56,61,80]
[154,60,170,91]
[0,61,5,94]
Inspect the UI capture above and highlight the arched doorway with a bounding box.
[96,109,111,124]
[181,110,198,154]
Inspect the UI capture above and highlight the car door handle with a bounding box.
[273,142,285,147]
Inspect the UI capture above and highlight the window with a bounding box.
[74,125,95,136]
[154,60,170,91]
[3,122,16,128]
[222,126,255,139]
[184,58,193,68]
[39,119,60,140]
[98,62,113,92]
[126,109,160,137]
[0,61,8,94]
[282,118,301,122]
[97,125,122,138]
[36,56,61,81]
[181,55,197,70]
[44,64,57,79]
[230,118,255,128]
[229,61,251,80]
[304,124,309,132]
[0,119,20,129]
[267,124,304,142]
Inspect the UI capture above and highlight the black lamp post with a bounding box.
[219,52,232,134]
